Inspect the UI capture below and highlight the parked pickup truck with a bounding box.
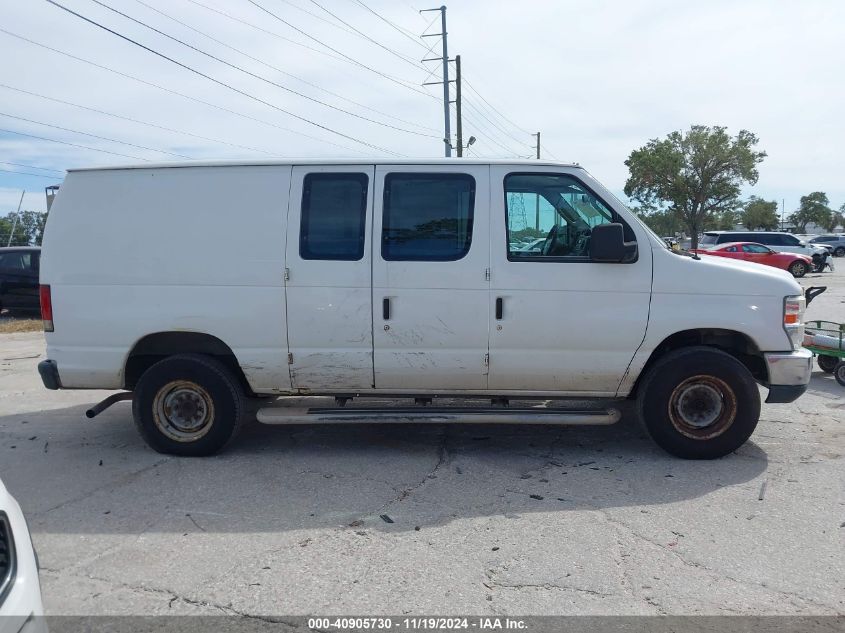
[0,247,40,315]
[37,160,811,459]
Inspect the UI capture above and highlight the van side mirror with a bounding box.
[590,223,626,262]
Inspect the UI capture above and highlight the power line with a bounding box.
[0,83,277,157]
[446,62,533,150]
[453,105,522,157]
[244,0,434,99]
[343,1,539,156]
[0,127,149,161]
[186,0,354,66]
[308,0,422,69]
[447,85,525,157]
[462,77,534,137]
[0,161,63,175]
[131,0,438,135]
[0,168,61,180]
[45,0,402,156]
[89,0,435,140]
[350,0,430,50]
[0,111,193,159]
[461,93,533,150]
[0,28,364,155]
[277,0,362,38]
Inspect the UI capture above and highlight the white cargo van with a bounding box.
[38,160,811,459]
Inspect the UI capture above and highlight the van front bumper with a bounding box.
[763,349,812,403]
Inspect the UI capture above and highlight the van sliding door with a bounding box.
[285,165,376,390]
[371,164,491,391]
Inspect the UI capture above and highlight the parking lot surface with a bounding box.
[0,269,843,616]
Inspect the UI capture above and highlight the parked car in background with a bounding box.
[0,478,44,628]
[515,237,546,253]
[0,248,41,315]
[807,234,845,257]
[691,242,814,278]
[699,231,830,271]
[794,234,835,255]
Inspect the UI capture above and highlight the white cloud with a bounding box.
[0,0,843,213]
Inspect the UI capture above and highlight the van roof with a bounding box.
[67,158,583,173]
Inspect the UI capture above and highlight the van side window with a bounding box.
[300,173,368,261]
[504,173,623,260]
[382,173,475,261]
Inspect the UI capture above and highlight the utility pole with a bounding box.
[455,54,463,157]
[421,6,452,157]
[6,190,24,247]
[532,133,540,228]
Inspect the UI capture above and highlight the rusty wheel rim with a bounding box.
[153,380,215,443]
[668,375,737,440]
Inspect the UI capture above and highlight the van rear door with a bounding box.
[285,165,376,390]
[372,164,490,390]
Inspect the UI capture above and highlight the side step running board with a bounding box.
[256,406,621,426]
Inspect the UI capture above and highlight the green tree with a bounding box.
[788,192,830,233]
[741,197,779,231]
[713,209,739,231]
[822,209,844,233]
[0,211,47,246]
[624,125,766,249]
[632,207,680,237]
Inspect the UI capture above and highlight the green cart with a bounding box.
[804,320,845,385]
[804,286,845,387]
[802,286,845,385]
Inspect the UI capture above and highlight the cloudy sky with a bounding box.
[2,0,843,216]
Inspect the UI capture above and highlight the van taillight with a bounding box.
[40,285,54,332]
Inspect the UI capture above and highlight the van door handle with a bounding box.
[383,297,390,320]
[495,297,503,320]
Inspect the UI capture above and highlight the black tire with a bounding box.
[636,347,760,459]
[835,247,845,257]
[132,353,245,456]
[788,260,807,278]
[835,361,845,387]
[817,354,838,373]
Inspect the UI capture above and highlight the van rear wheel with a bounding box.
[133,354,245,456]
[636,347,760,459]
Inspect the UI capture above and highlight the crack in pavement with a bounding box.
[33,457,172,518]
[486,581,614,598]
[41,568,301,624]
[594,508,838,612]
[376,426,450,512]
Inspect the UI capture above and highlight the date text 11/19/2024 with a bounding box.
[307,617,528,630]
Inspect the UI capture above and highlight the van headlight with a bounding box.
[784,295,805,350]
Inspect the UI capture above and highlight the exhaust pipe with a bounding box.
[86,392,133,418]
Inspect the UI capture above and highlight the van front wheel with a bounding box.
[636,347,760,459]
[133,354,245,456]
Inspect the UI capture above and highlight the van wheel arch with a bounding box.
[628,328,765,399]
[124,331,256,396]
